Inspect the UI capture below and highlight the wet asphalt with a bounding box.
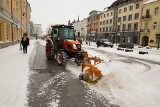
[27,41,117,107]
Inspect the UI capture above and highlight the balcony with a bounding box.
[142,15,151,20]
[156,29,160,37]
[140,29,150,33]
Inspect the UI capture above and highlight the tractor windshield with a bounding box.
[59,28,74,40]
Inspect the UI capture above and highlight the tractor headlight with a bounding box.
[73,44,77,49]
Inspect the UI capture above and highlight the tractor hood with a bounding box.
[64,39,81,45]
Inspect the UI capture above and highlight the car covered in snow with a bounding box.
[118,43,134,49]
[96,39,113,48]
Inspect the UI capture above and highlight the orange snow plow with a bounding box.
[79,52,104,84]
[46,24,105,84]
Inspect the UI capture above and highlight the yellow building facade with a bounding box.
[140,0,160,47]
[0,0,31,48]
[117,0,143,44]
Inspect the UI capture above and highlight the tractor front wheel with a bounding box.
[56,52,67,66]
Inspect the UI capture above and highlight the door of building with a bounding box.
[0,22,1,41]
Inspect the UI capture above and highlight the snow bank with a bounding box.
[67,47,160,107]
[39,40,160,107]
[0,40,36,107]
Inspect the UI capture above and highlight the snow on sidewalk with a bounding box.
[0,40,36,107]
[82,42,160,62]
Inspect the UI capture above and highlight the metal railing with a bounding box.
[140,29,150,32]
[142,15,151,19]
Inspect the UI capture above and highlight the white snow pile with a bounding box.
[66,45,160,107]
[0,40,36,107]
[37,40,160,107]
[144,0,157,4]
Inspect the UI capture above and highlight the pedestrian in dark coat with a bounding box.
[96,40,100,48]
[20,33,29,54]
[157,41,160,50]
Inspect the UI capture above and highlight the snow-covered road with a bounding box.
[66,44,160,107]
[0,39,160,107]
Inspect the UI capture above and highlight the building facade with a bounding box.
[116,0,143,45]
[140,0,160,47]
[80,18,87,41]
[72,18,87,41]
[33,24,42,38]
[91,0,143,45]
[0,0,31,49]
[99,8,115,42]
[87,10,101,41]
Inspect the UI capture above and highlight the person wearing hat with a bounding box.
[20,33,29,54]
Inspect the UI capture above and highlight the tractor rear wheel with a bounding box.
[46,43,52,60]
[56,51,67,65]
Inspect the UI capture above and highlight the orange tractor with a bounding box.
[46,24,104,83]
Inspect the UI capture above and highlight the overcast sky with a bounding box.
[27,0,116,34]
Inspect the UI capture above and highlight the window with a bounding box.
[134,13,139,20]
[118,17,121,22]
[124,7,127,12]
[110,27,112,31]
[123,16,126,22]
[111,12,113,16]
[100,21,102,25]
[150,40,154,43]
[103,21,105,25]
[134,23,138,30]
[128,37,131,43]
[128,23,132,31]
[110,19,112,24]
[106,20,108,24]
[129,5,133,11]
[136,3,140,9]
[4,23,7,41]
[145,23,149,31]
[123,24,126,31]
[103,27,105,32]
[128,14,132,21]
[7,0,10,11]
[100,28,102,32]
[107,13,109,17]
[146,9,150,17]
[0,0,3,5]
[106,27,108,32]
[118,25,121,31]
[104,14,106,18]
[155,7,159,15]
[119,9,122,14]
[153,22,157,29]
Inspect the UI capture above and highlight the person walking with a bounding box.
[96,40,100,48]
[157,41,159,50]
[20,33,29,54]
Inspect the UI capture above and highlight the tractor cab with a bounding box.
[51,24,75,50]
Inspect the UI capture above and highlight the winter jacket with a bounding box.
[21,37,29,47]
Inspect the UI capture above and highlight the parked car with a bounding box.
[96,39,113,48]
[118,43,134,49]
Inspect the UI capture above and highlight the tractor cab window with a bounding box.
[51,29,59,43]
[59,28,74,40]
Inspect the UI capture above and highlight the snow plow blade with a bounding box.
[79,51,104,84]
